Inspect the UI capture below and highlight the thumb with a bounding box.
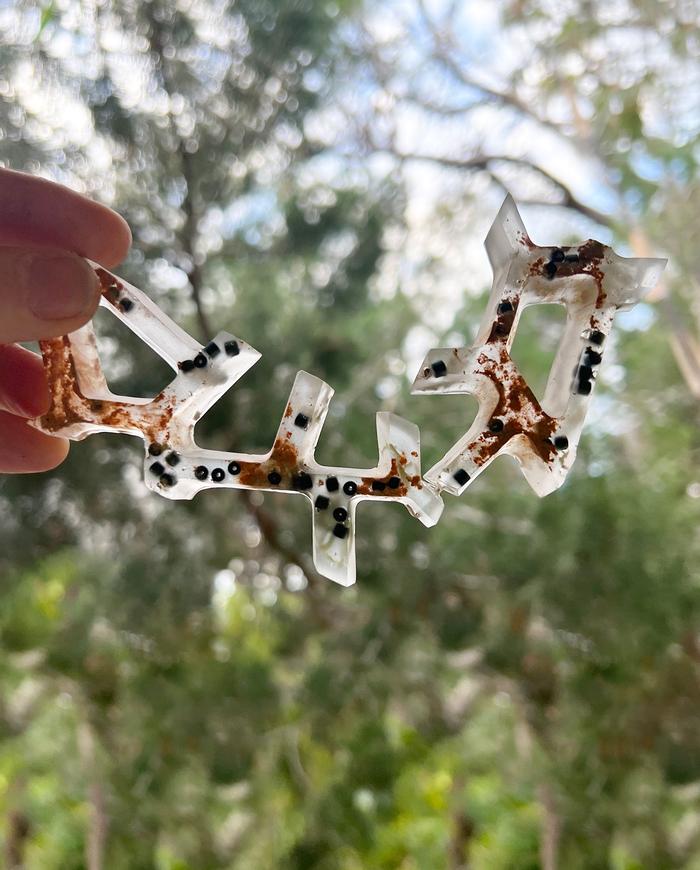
[0,246,100,343]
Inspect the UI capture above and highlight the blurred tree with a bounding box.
[340,1,700,866]
[0,1,699,869]
[351,0,700,397]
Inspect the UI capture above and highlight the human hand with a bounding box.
[0,168,131,472]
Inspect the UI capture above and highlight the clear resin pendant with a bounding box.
[32,197,665,585]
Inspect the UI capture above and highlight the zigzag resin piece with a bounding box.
[33,266,442,586]
[411,196,666,497]
[31,197,665,585]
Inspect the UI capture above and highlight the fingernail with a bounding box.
[27,253,98,321]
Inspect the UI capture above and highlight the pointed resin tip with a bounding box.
[484,194,530,274]
[602,254,669,309]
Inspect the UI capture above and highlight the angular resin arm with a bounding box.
[412,196,666,497]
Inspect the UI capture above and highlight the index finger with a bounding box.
[0,168,131,268]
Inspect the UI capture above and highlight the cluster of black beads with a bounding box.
[179,339,240,373]
[576,334,604,395]
[193,461,241,483]
[148,460,174,488]
[147,444,180,488]
[309,476,354,538]
[544,247,579,280]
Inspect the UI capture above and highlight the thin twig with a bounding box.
[379,144,613,227]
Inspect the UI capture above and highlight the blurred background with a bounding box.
[0,0,698,867]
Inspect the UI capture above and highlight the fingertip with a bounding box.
[40,435,70,471]
[0,168,132,269]
[0,411,69,473]
[0,344,51,418]
[94,210,132,268]
[0,247,103,343]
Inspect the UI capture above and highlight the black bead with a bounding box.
[159,473,175,487]
[544,261,558,279]
[583,348,603,366]
[453,468,470,486]
[118,298,134,312]
[554,435,569,450]
[343,481,357,496]
[488,418,504,433]
[179,359,196,373]
[165,451,181,467]
[194,466,209,480]
[194,353,208,368]
[211,468,225,482]
[577,379,592,396]
[333,507,348,522]
[578,365,594,381]
[497,301,513,314]
[565,253,580,263]
[294,413,309,429]
[388,477,401,489]
[205,341,220,358]
[148,443,163,456]
[325,477,339,492]
[333,523,348,539]
[292,472,313,490]
[371,480,386,491]
[589,330,605,346]
[268,471,282,485]
[431,360,447,378]
[228,461,240,475]
[149,461,165,476]
[551,248,565,263]
[314,495,329,511]
[224,340,240,356]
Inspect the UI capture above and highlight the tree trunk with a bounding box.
[78,719,109,870]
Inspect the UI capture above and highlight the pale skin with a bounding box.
[0,167,131,472]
